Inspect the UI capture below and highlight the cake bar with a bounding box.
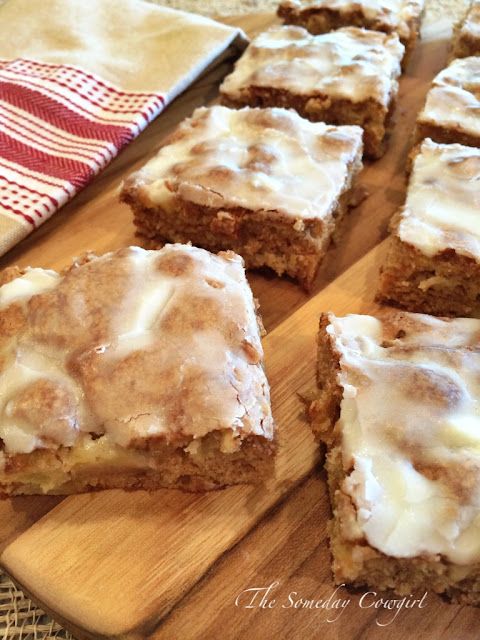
[277,0,423,66]
[121,106,364,289]
[377,138,480,316]
[452,0,480,58]
[310,309,480,604]
[415,56,480,149]
[219,26,404,158]
[0,244,275,496]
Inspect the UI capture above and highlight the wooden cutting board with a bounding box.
[2,11,479,640]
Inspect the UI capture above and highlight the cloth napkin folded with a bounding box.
[0,0,247,255]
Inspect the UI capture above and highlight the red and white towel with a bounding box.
[0,0,247,255]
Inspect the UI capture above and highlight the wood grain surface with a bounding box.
[1,12,477,640]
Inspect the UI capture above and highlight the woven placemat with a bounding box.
[0,0,468,638]
[0,573,72,640]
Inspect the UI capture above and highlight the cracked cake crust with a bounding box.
[0,244,275,496]
[120,105,364,289]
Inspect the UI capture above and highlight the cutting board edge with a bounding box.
[0,567,109,640]
[0,461,320,640]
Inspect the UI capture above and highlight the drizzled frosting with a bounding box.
[456,0,480,45]
[397,138,480,260]
[418,56,480,137]
[326,310,480,564]
[0,245,273,457]
[220,25,404,105]
[125,105,363,221]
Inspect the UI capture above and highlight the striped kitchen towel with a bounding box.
[0,0,247,255]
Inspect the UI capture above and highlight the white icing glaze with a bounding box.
[220,26,404,105]
[0,245,273,456]
[0,350,82,453]
[112,250,175,357]
[397,138,480,259]
[0,268,60,309]
[280,0,424,41]
[458,0,480,42]
[418,56,480,137]
[327,312,480,564]
[0,269,82,454]
[132,105,363,221]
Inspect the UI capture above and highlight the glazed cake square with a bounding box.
[415,56,480,149]
[378,138,480,316]
[219,25,404,158]
[121,106,364,289]
[277,0,423,65]
[0,244,275,496]
[452,0,480,58]
[310,309,480,604]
